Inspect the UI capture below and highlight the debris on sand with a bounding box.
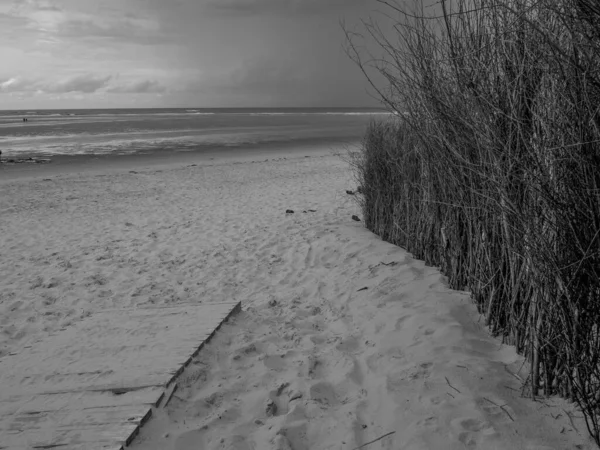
[1,157,51,165]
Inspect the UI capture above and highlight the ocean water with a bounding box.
[0,107,389,157]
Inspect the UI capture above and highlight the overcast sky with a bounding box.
[0,0,388,109]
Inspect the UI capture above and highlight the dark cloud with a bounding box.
[44,74,112,93]
[228,57,309,93]
[107,80,166,94]
[181,54,376,107]
[205,0,364,16]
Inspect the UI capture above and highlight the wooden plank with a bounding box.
[0,301,241,449]
[1,422,139,448]
[5,405,151,431]
[0,370,181,399]
[0,444,122,450]
[0,387,164,415]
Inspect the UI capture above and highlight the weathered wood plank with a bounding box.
[5,405,151,431]
[0,301,241,449]
[0,444,122,450]
[0,387,164,415]
[1,422,139,447]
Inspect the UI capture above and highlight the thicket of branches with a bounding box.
[346,0,600,444]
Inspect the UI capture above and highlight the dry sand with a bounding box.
[0,147,595,450]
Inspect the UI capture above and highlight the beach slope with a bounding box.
[0,150,593,449]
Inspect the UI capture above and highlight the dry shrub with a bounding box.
[347,0,600,444]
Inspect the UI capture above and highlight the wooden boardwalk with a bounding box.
[0,301,241,450]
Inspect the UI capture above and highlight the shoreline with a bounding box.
[0,138,359,183]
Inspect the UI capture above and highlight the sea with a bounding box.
[0,107,390,158]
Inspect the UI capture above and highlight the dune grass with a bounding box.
[346,0,600,444]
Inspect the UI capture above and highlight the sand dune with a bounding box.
[0,150,594,449]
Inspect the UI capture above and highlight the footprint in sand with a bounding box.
[263,354,287,371]
[335,335,361,354]
[347,358,364,385]
[394,314,412,330]
[276,421,308,450]
[366,347,405,372]
[451,416,497,448]
[231,343,258,362]
[267,382,293,417]
[415,415,440,432]
[386,362,433,404]
[219,434,253,450]
[417,392,449,408]
[273,434,294,450]
[305,355,325,379]
[309,381,338,407]
[366,352,384,372]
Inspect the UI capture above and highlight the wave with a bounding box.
[247,112,392,116]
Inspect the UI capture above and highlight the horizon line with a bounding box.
[0,105,385,112]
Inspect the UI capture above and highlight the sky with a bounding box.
[0,0,389,109]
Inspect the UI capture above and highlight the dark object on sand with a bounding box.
[352,215,361,222]
[23,157,50,164]
[286,209,294,214]
[357,287,368,292]
[266,399,277,416]
[346,190,355,195]
[1,157,51,165]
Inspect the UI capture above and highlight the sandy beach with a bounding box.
[0,147,595,449]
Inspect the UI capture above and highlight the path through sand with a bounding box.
[0,151,594,449]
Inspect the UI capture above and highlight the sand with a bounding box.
[0,147,595,450]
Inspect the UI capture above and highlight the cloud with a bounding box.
[175,49,379,107]
[8,0,65,31]
[205,0,363,16]
[0,77,36,93]
[0,11,28,26]
[229,57,311,92]
[177,56,324,106]
[5,0,168,46]
[45,74,112,93]
[0,73,112,94]
[56,15,168,45]
[182,57,313,97]
[107,79,166,94]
